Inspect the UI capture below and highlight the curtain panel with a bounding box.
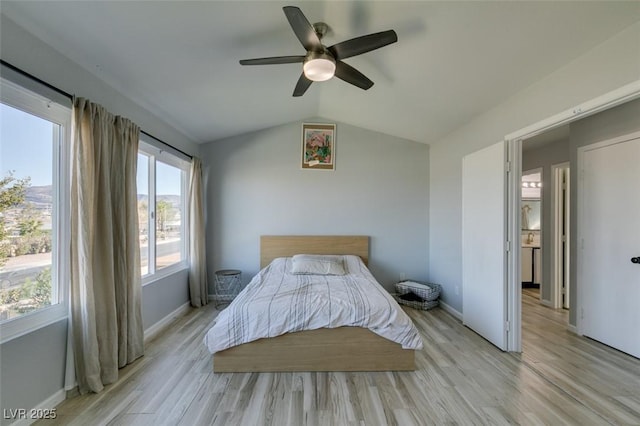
[70,98,144,394]
[188,157,208,307]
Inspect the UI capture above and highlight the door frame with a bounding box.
[503,80,640,352]
[551,162,570,310]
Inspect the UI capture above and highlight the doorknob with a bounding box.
[632,257,640,264]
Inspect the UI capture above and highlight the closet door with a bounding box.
[579,134,640,358]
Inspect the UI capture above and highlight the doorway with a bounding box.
[518,113,639,357]
[461,82,639,352]
[520,128,570,312]
[504,82,640,352]
[520,170,542,301]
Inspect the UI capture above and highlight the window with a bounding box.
[155,161,184,270]
[137,140,189,282]
[0,76,70,342]
[137,152,150,276]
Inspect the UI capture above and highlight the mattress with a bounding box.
[203,255,423,354]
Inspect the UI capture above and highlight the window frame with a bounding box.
[138,139,189,286]
[0,77,71,343]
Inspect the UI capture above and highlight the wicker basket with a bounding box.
[393,280,442,310]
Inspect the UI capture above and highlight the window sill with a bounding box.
[142,262,189,287]
[0,303,67,344]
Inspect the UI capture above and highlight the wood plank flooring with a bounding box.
[39,292,640,425]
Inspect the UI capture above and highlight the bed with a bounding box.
[205,235,422,372]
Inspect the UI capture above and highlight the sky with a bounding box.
[1,103,52,186]
[1,103,181,195]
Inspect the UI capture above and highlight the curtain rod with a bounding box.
[1,59,193,160]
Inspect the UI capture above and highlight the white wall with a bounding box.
[202,119,429,292]
[429,22,640,312]
[0,14,199,421]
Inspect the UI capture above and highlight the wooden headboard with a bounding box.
[260,236,369,268]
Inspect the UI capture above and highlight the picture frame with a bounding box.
[301,123,335,170]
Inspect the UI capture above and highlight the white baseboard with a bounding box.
[540,299,554,308]
[9,389,65,426]
[439,300,463,321]
[144,302,191,344]
[567,323,578,335]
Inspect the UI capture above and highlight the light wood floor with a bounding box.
[41,292,640,425]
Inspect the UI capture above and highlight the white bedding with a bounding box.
[203,255,424,354]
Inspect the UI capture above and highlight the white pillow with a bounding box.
[290,254,346,275]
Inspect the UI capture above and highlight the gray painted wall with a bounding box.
[568,98,640,326]
[0,320,67,426]
[0,14,196,420]
[202,119,429,292]
[522,138,570,301]
[141,270,190,331]
[429,22,639,313]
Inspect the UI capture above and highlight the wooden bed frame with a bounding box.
[213,235,415,373]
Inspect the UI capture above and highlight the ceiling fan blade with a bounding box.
[328,30,398,60]
[239,56,305,66]
[334,61,374,90]
[283,6,322,52]
[293,73,312,97]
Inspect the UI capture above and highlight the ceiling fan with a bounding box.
[239,6,398,97]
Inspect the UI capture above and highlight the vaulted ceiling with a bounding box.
[2,1,639,144]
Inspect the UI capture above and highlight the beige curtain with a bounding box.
[188,157,208,306]
[70,98,144,394]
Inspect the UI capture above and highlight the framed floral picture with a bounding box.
[301,123,335,170]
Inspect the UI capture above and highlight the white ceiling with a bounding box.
[2,1,639,144]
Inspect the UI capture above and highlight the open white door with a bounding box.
[462,141,508,350]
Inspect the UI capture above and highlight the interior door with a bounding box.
[462,141,508,350]
[580,134,640,358]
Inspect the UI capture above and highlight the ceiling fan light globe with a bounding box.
[303,57,336,82]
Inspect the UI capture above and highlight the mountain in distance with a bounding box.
[23,186,179,208]
[24,185,52,206]
[137,194,180,206]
